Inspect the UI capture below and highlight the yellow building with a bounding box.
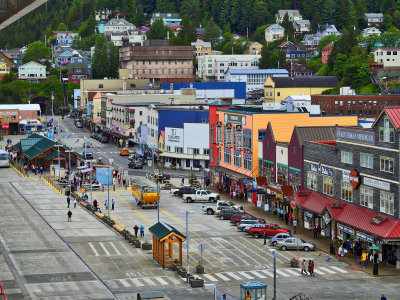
[246,42,263,54]
[0,52,15,79]
[264,76,339,102]
[158,130,165,152]
[191,39,212,57]
[91,92,102,126]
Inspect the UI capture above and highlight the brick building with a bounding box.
[311,93,400,118]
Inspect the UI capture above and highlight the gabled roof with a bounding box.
[373,106,400,130]
[294,126,336,145]
[105,18,135,27]
[268,76,339,88]
[266,24,284,31]
[19,61,46,68]
[45,150,67,161]
[322,42,334,51]
[149,221,186,242]
[17,133,57,160]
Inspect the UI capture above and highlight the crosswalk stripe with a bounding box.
[238,271,254,279]
[318,267,336,274]
[329,266,348,273]
[276,270,290,277]
[110,242,121,256]
[99,242,111,256]
[29,284,41,293]
[249,271,266,278]
[313,269,325,274]
[154,277,169,285]
[284,269,301,276]
[129,278,144,287]
[142,278,156,285]
[214,273,230,281]
[89,242,99,256]
[167,277,181,285]
[260,270,274,277]
[203,274,218,282]
[225,272,242,280]
[119,241,133,255]
[118,279,131,287]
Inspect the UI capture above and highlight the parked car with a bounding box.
[269,233,291,246]
[75,121,83,128]
[276,237,316,251]
[171,186,196,197]
[217,208,242,220]
[182,190,220,203]
[237,220,262,231]
[120,148,130,156]
[99,136,108,143]
[248,224,290,239]
[202,201,242,215]
[230,214,265,226]
[83,151,94,159]
[128,160,143,169]
[215,205,243,215]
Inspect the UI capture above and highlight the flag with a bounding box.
[48,118,53,124]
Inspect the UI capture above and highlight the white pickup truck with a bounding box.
[182,190,220,203]
[202,201,242,215]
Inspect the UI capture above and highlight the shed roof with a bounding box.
[268,76,339,88]
[294,126,336,145]
[149,222,186,241]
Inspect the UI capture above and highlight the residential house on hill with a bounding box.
[246,42,263,54]
[18,61,46,82]
[52,31,79,47]
[265,24,285,42]
[364,13,384,26]
[1,49,23,66]
[374,47,400,68]
[191,39,212,57]
[287,63,313,76]
[104,18,136,36]
[276,10,302,23]
[0,52,15,80]
[322,42,334,64]
[285,44,309,60]
[151,13,181,26]
[294,20,310,33]
[361,27,382,37]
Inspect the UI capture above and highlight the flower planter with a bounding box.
[134,240,141,248]
[177,268,187,278]
[290,260,299,268]
[190,278,204,288]
[142,243,152,250]
[196,265,204,274]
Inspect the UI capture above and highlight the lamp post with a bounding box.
[108,159,113,218]
[269,248,277,300]
[179,210,195,288]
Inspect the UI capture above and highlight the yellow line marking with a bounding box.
[160,208,199,237]
[98,152,122,168]
[57,120,69,133]
[204,261,220,268]
[97,202,125,229]
[112,192,152,226]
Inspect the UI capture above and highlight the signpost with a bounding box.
[155,169,159,176]
[198,244,205,266]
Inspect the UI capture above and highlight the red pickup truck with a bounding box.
[230,214,265,225]
[248,224,290,238]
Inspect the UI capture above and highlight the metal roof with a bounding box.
[269,76,339,88]
[226,69,288,75]
[294,126,336,145]
[0,104,41,111]
[149,221,186,241]
[374,106,400,130]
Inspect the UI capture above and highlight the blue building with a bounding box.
[161,82,246,100]
[158,109,209,133]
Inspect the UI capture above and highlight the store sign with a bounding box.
[125,108,130,124]
[342,170,350,181]
[309,163,334,177]
[336,128,375,145]
[356,231,374,243]
[378,240,400,245]
[167,128,180,143]
[323,211,331,224]
[349,169,360,189]
[363,177,390,191]
[304,211,313,219]
[1,124,9,128]
[224,114,246,125]
[338,224,354,235]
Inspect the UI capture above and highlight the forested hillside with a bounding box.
[1,0,399,49]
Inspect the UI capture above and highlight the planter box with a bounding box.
[142,243,152,250]
[290,260,299,268]
[196,266,204,274]
[135,241,141,248]
[190,279,204,288]
[177,268,187,278]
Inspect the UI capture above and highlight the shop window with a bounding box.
[341,181,353,202]
[380,191,394,215]
[360,186,373,209]
[307,171,317,191]
[379,117,394,143]
[234,152,242,167]
[224,150,231,164]
[277,165,288,185]
[258,159,263,176]
[243,155,252,170]
[323,176,333,196]
[341,150,353,164]
[360,153,373,169]
[216,127,222,143]
[263,161,274,183]
[380,156,394,173]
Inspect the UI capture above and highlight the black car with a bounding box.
[217,208,241,220]
[176,186,196,197]
[128,160,143,169]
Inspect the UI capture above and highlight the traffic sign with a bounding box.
[155,169,159,175]
[290,199,296,209]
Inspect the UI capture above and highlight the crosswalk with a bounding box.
[87,241,139,256]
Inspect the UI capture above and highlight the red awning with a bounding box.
[295,190,400,239]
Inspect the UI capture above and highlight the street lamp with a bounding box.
[268,248,277,300]
[179,210,195,288]
[55,144,62,181]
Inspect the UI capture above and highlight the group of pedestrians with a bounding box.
[23,163,43,176]
[133,225,145,237]
[312,225,322,239]
[301,259,315,276]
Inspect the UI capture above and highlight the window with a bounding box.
[234,152,242,167]
[379,117,394,143]
[166,146,171,152]
[341,150,353,164]
[360,153,373,169]
[243,131,252,153]
[139,111,142,116]
[216,126,222,143]
[98,84,103,88]
[263,161,274,182]
[380,156,394,173]
[307,171,317,190]
[224,150,231,164]
[204,149,209,155]
[210,125,214,143]
[193,148,200,155]
[234,130,242,150]
[277,92,280,97]
[277,165,288,185]
[244,155,252,170]
[226,126,232,147]
[341,181,353,202]
[380,191,394,215]
[323,176,333,196]
[176,147,183,153]
[360,186,373,209]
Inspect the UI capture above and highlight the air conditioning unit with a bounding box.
[216,121,222,127]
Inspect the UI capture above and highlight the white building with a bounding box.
[53,31,79,46]
[18,61,46,82]
[364,13,384,26]
[161,123,209,170]
[224,69,289,91]
[275,10,302,23]
[151,13,181,26]
[265,24,285,42]
[110,28,147,47]
[104,18,136,36]
[361,27,382,37]
[374,47,400,68]
[197,54,261,81]
[294,20,310,33]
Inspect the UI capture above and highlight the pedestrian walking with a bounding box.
[118,177,121,185]
[93,199,98,211]
[67,210,72,222]
[67,196,70,208]
[133,225,139,237]
[181,177,184,186]
[381,294,387,300]
[301,259,308,275]
[221,294,227,300]
[289,213,293,225]
[140,225,145,237]
[362,250,367,268]
[230,191,233,200]
[263,231,268,245]
[293,219,297,234]
[338,245,344,261]
[105,200,109,210]
[73,198,77,208]
[111,199,115,210]
[313,225,318,239]
[232,190,236,200]
[285,212,289,225]
[308,260,314,276]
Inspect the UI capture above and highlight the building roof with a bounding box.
[152,12,180,19]
[295,19,310,25]
[374,106,400,130]
[149,221,186,241]
[267,76,339,88]
[266,24,284,30]
[105,18,135,27]
[294,126,336,145]
[374,47,400,51]
[18,61,46,69]
[209,100,230,106]
[364,13,383,18]
[226,68,289,75]
[191,39,211,47]
[0,104,41,111]
[322,42,334,51]
[22,134,57,160]
[44,150,67,161]
[276,10,301,18]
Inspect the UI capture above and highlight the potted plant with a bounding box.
[177,266,187,278]
[134,239,141,248]
[290,257,299,268]
[196,264,204,274]
[190,277,204,288]
[142,241,152,250]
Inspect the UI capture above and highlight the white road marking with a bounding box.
[284,269,302,276]
[129,278,144,287]
[109,242,121,255]
[118,279,131,287]
[89,242,99,256]
[276,270,290,277]
[260,270,274,277]
[154,277,169,285]
[167,277,181,284]
[119,241,133,255]
[249,271,266,278]
[313,269,325,274]
[142,278,156,285]
[99,242,111,256]
[225,272,242,280]
[318,267,336,274]
[203,274,218,282]
[215,273,230,281]
[238,271,254,279]
[329,266,348,273]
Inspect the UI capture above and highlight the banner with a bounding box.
[96,167,112,185]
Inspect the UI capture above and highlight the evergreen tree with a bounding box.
[56,22,68,31]
[92,35,119,78]
[251,1,270,30]
[179,15,197,45]
[203,18,221,46]
[281,13,294,41]
[311,11,322,33]
[79,15,97,38]
[147,18,169,39]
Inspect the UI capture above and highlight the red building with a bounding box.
[321,42,334,64]
[311,94,400,118]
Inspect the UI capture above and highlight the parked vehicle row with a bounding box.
[182,190,220,203]
[91,133,108,143]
